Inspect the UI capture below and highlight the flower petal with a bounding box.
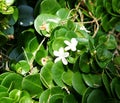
[53,51,59,56]
[64,52,69,57]
[62,58,68,65]
[71,38,78,46]
[59,47,64,54]
[65,46,71,51]
[71,47,76,51]
[64,40,71,45]
[54,57,61,63]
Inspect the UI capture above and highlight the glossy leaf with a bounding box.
[52,37,66,50]
[9,89,21,102]
[34,14,60,36]
[62,70,73,86]
[82,74,102,88]
[82,87,93,103]
[110,77,120,99]
[63,94,77,103]
[72,72,87,95]
[102,73,112,97]
[15,60,30,75]
[39,86,67,103]
[1,73,23,90]
[112,0,120,14]
[79,53,90,73]
[0,97,14,103]
[28,37,39,53]
[87,89,106,103]
[40,62,54,88]
[0,72,12,84]
[56,8,69,19]
[40,0,61,14]
[19,96,33,103]
[0,85,8,93]
[51,61,66,87]
[22,74,43,97]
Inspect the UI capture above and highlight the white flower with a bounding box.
[53,47,69,65]
[64,38,78,51]
[80,25,90,33]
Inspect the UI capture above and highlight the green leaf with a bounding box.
[79,53,90,73]
[40,62,54,88]
[62,70,73,86]
[63,94,77,103]
[72,72,87,95]
[102,73,112,97]
[39,86,67,103]
[87,89,106,103]
[40,0,61,14]
[65,31,77,39]
[51,61,66,87]
[112,0,120,14]
[53,26,67,38]
[19,96,33,103]
[22,74,43,97]
[8,7,18,25]
[96,47,113,68]
[82,74,102,88]
[95,6,104,18]
[9,89,21,102]
[34,14,60,36]
[115,22,120,32]
[0,92,8,98]
[110,77,120,99]
[82,87,93,103]
[105,35,117,49]
[101,14,110,32]
[49,94,64,103]
[1,73,23,90]
[0,85,8,93]
[0,97,14,103]
[35,46,48,66]
[52,37,66,50]
[113,56,120,66]
[15,60,30,75]
[0,72,12,84]
[56,8,69,19]
[2,6,14,14]
[28,37,39,53]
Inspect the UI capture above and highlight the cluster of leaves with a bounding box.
[0,0,120,103]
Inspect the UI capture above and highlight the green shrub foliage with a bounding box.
[0,0,120,102]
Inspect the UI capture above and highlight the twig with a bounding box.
[89,12,100,38]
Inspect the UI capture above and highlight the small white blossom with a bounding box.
[80,25,90,33]
[53,47,69,65]
[64,38,78,51]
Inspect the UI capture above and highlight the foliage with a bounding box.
[0,0,120,103]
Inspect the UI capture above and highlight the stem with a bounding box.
[89,12,100,38]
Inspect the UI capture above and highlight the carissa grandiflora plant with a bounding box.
[0,0,120,103]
